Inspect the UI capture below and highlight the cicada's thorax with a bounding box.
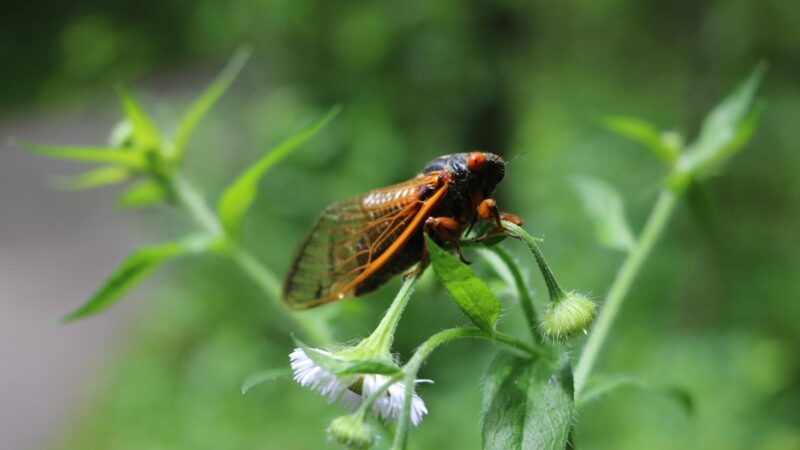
[422,152,507,226]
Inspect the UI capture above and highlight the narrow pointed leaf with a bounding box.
[680,63,766,178]
[173,48,252,160]
[62,235,214,321]
[577,373,693,416]
[118,180,167,209]
[482,352,574,450]
[571,176,635,252]
[241,368,292,394]
[117,87,161,150]
[18,141,145,167]
[426,235,501,332]
[293,337,402,376]
[51,166,131,190]
[218,105,341,236]
[601,115,679,165]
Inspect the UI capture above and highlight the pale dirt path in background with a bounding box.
[0,110,144,450]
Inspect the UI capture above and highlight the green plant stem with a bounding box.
[357,373,403,417]
[491,246,539,341]
[391,328,484,450]
[573,189,679,397]
[230,247,332,345]
[227,246,281,296]
[390,327,536,450]
[361,272,420,355]
[503,221,567,301]
[171,174,223,235]
[489,330,538,357]
[168,173,332,345]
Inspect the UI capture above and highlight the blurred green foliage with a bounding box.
[8,0,800,449]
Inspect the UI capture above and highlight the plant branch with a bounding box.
[573,189,679,397]
[391,327,484,450]
[491,245,539,341]
[362,271,421,355]
[168,172,332,345]
[503,221,567,301]
[390,327,536,450]
[170,174,223,235]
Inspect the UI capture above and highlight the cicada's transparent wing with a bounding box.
[283,174,444,309]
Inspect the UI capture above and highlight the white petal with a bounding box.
[362,375,429,426]
[289,348,350,404]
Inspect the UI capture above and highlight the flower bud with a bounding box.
[109,120,134,149]
[539,291,596,340]
[327,414,378,449]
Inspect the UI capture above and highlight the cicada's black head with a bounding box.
[424,151,506,198]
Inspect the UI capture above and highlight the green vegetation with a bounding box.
[8,1,800,449]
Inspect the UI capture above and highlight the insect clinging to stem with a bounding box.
[282,151,522,309]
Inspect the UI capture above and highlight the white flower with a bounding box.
[289,347,431,426]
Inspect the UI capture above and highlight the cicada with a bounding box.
[283,151,522,309]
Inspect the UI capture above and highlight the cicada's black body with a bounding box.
[419,152,507,224]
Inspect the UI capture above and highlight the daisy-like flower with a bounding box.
[289,275,430,427]
[290,347,431,426]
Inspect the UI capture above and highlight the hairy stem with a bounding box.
[503,221,567,301]
[573,189,679,396]
[489,330,538,357]
[491,246,539,341]
[361,272,420,356]
[390,327,536,450]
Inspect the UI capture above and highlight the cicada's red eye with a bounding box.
[467,152,486,171]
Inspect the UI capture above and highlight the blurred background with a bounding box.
[1,0,799,449]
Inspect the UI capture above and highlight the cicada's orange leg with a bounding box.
[404,215,470,278]
[424,216,471,264]
[403,216,465,278]
[475,198,524,240]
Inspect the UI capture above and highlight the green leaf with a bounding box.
[679,62,766,179]
[426,235,501,333]
[17,141,146,168]
[118,180,167,209]
[601,115,679,165]
[577,373,693,416]
[482,352,574,450]
[172,48,252,160]
[50,166,131,190]
[293,337,402,376]
[241,368,292,394]
[217,105,341,236]
[117,87,161,151]
[62,235,214,321]
[571,176,635,252]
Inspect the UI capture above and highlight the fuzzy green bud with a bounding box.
[539,291,596,340]
[327,414,378,449]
